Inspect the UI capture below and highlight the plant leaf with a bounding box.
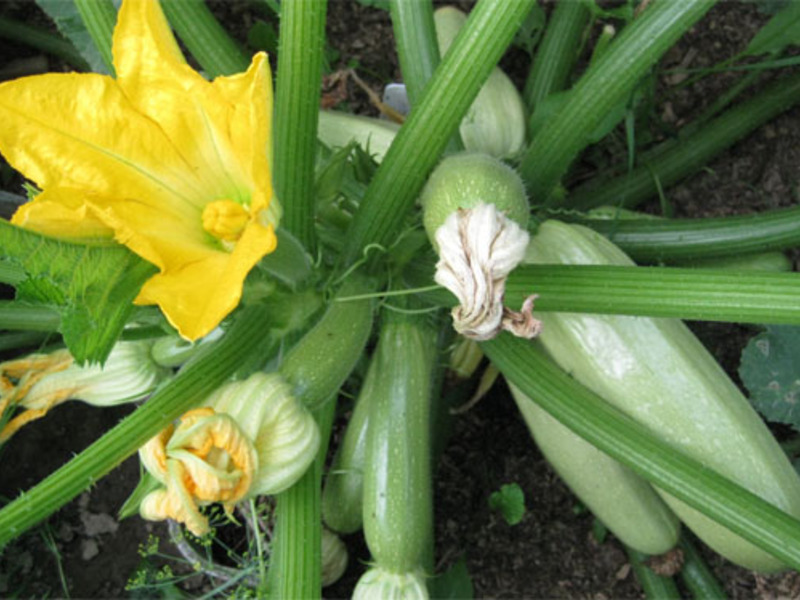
[743,0,800,57]
[0,220,155,364]
[739,325,800,432]
[428,558,474,600]
[35,0,114,74]
[488,482,526,526]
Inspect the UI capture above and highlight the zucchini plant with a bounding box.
[1,0,800,597]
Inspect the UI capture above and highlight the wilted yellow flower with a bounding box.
[139,372,319,535]
[0,0,278,340]
[0,341,169,443]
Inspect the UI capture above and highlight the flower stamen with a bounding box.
[202,199,251,243]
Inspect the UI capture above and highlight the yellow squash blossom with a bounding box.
[0,0,278,340]
[139,372,320,535]
[0,341,169,444]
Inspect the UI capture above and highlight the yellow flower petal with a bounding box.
[0,72,204,209]
[11,187,114,240]
[134,221,276,341]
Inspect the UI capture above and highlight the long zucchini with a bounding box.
[525,220,800,572]
[354,310,437,598]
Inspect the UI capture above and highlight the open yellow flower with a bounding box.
[0,0,278,340]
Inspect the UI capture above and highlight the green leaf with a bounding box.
[428,558,474,600]
[739,325,800,432]
[743,0,800,57]
[247,19,279,55]
[488,483,526,526]
[35,0,114,74]
[0,220,155,364]
[512,4,546,56]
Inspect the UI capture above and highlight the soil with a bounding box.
[2,1,800,599]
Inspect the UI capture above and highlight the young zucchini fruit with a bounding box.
[321,355,379,534]
[354,310,438,599]
[525,220,800,572]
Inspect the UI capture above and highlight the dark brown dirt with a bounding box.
[2,1,800,599]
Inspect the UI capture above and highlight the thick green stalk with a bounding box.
[0,301,61,331]
[522,1,590,111]
[268,400,335,600]
[73,0,117,75]
[0,305,275,547]
[519,0,715,202]
[0,17,89,70]
[481,335,800,570]
[568,71,800,210]
[0,331,50,352]
[340,0,535,267]
[273,0,328,253]
[678,535,728,599]
[625,547,681,599]
[505,265,800,325]
[563,205,800,261]
[390,0,440,107]
[161,0,249,77]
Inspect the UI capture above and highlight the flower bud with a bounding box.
[321,527,348,587]
[353,567,429,600]
[0,341,169,443]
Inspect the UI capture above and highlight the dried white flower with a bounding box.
[434,202,541,341]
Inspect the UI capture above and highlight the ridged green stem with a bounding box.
[273,0,328,253]
[519,0,715,203]
[482,335,800,571]
[268,400,335,600]
[390,0,440,107]
[0,331,51,352]
[161,0,249,77]
[523,1,590,112]
[561,204,800,261]
[0,301,61,331]
[678,535,728,600]
[626,547,681,600]
[505,265,800,325]
[73,0,117,75]
[340,0,536,267]
[0,16,89,70]
[0,305,275,547]
[568,71,800,210]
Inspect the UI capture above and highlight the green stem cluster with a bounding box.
[519,0,715,202]
[340,0,536,267]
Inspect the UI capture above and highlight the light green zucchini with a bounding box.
[509,382,681,555]
[355,311,437,597]
[321,355,378,534]
[525,220,800,572]
[433,6,527,158]
[317,110,400,163]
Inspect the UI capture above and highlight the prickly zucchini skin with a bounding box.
[362,312,437,574]
[509,383,681,555]
[526,220,800,572]
[322,358,378,535]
